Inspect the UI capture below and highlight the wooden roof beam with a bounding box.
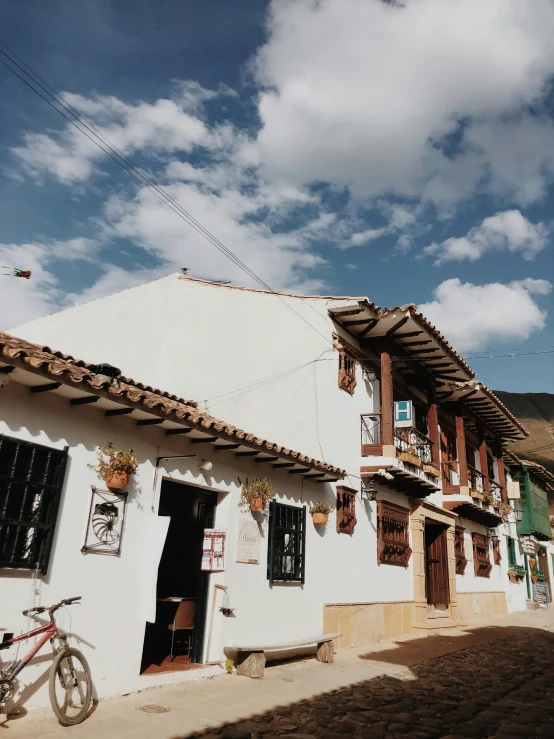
[30,382,61,393]
[165,427,193,436]
[105,407,134,417]
[386,316,410,336]
[70,395,100,406]
[136,418,164,427]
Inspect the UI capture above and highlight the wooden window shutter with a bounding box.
[492,538,501,566]
[472,532,492,578]
[454,526,467,575]
[336,485,357,534]
[377,500,411,567]
[338,348,357,395]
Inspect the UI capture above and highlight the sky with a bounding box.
[0,0,553,393]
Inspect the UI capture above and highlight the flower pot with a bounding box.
[508,572,517,583]
[398,452,421,468]
[529,558,536,569]
[312,512,328,525]
[531,573,539,583]
[104,471,130,490]
[250,497,264,512]
[423,464,440,478]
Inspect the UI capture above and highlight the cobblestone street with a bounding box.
[4,612,554,739]
[191,628,554,739]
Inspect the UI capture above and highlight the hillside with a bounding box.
[494,392,554,474]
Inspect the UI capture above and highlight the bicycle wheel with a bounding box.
[48,647,92,726]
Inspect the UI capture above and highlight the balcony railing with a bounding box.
[489,480,503,504]
[467,464,485,494]
[361,414,381,445]
[394,428,433,465]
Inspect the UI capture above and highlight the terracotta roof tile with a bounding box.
[0,331,344,478]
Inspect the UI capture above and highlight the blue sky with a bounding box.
[0,0,553,392]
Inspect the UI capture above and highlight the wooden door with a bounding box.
[425,523,450,606]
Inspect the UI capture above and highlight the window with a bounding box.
[0,435,68,574]
[507,537,517,567]
[377,500,411,567]
[394,400,413,424]
[336,486,357,535]
[472,533,492,578]
[267,501,306,584]
[338,348,357,395]
[492,538,501,566]
[455,526,467,575]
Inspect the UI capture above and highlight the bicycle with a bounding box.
[0,596,92,726]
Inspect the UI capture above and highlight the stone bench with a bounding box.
[231,632,341,678]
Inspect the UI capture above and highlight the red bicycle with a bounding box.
[0,596,92,726]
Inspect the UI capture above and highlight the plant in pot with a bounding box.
[239,477,276,512]
[529,557,537,570]
[482,490,494,507]
[507,567,517,583]
[90,442,138,490]
[309,502,333,525]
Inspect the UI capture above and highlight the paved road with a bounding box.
[192,628,554,739]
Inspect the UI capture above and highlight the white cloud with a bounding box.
[11,83,236,185]
[253,0,554,204]
[419,277,551,351]
[423,210,549,264]
[0,239,98,328]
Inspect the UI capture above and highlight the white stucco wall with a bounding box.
[0,377,411,709]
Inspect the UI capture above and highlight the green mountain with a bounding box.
[494,392,554,475]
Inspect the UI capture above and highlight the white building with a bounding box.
[1,274,546,710]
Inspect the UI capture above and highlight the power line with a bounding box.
[0,42,334,347]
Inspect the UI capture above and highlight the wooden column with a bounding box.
[380,352,394,447]
[427,385,439,467]
[478,428,489,492]
[455,414,469,488]
[496,445,507,504]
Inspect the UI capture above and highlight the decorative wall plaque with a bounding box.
[81,486,127,556]
[236,518,261,564]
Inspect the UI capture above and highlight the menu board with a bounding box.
[533,581,549,608]
[201,529,226,572]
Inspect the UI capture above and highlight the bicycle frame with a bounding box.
[1,618,60,683]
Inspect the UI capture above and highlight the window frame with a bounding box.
[0,434,68,575]
[336,485,357,535]
[507,537,517,568]
[376,499,411,567]
[338,348,357,395]
[267,500,306,585]
[472,532,492,578]
[454,526,467,575]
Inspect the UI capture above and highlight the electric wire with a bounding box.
[0,43,334,347]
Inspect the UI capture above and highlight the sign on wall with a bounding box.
[236,517,261,564]
[533,581,549,609]
[201,529,226,571]
[520,536,540,555]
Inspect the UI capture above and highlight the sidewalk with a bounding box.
[2,609,553,739]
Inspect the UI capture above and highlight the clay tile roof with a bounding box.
[0,331,344,479]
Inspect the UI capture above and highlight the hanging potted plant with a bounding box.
[90,442,138,490]
[531,571,539,583]
[529,556,537,570]
[507,567,517,583]
[239,477,276,512]
[482,490,494,507]
[309,502,333,525]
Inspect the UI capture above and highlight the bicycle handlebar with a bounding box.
[22,596,81,617]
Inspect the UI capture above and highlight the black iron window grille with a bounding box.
[267,501,306,584]
[0,434,68,574]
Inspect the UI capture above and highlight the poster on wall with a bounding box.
[201,529,226,571]
[236,517,261,564]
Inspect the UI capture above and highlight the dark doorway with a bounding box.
[425,522,450,607]
[440,428,457,488]
[140,480,216,674]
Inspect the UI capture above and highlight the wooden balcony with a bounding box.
[394,428,439,476]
